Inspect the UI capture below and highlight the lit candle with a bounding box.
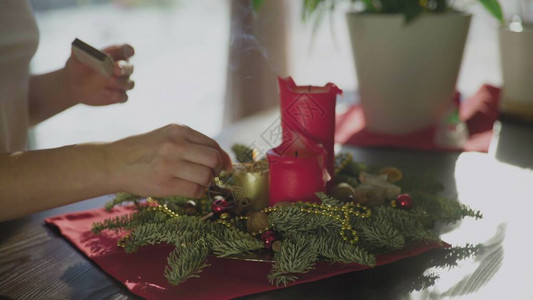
[267,134,330,205]
[277,77,342,183]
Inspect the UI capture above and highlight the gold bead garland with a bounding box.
[146,197,180,218]
[215,201,371,245]
[118,196,372,247]
[290,201,371,245]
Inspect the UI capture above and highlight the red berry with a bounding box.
[260,230,276,249]
[396,194,413,208]
[260,230,275,240]
[211,196,229,214]
[263,237,275,249]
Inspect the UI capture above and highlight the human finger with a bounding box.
[103,44,135,61]
[103,88,128,103]
[108,76,135,91]
[180,143,223,176]
[172,160,214,187]
[113,61,134,77]
[160,178,206,199]
[180,127,232,170]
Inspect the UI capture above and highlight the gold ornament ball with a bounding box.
[272,240,282,252]
[246,211,269,234]
[330,183,356,202]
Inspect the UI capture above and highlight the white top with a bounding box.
[0,0,39,152]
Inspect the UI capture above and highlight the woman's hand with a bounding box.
[106,124,233,198]
[65,44,135,105]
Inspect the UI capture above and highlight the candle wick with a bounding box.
[295,151,298,157]
[308,85,311,92]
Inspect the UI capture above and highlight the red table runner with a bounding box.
[335,85,501,152]
[46,206,443,299]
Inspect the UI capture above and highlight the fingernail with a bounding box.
[124,45,134,58]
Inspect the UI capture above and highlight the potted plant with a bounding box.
[301,0,504,134]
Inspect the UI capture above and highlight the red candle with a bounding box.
[267,133,330,205]
[277,77,342,183]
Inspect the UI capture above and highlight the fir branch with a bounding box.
[105,193,142,211]
[374,206,438,243]
[121,215,216,253]
[165,237,210,285]
[414,194,482,223]
[166,215,216,234]
[209,229,264,257]
[267,272,298,287]
[354,215,406,252]
[335,153,365,177]
[314,233,376,266]
[91,209,169,234]
[231,144,255,163]
[124,222,180,253]
[268,234,319,286]
[316,192,342,207]
[269,206,339,234]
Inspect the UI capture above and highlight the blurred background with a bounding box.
[29,0,523,149]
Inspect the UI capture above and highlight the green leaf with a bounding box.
[478,0,504,24]
[360,0,377,12]
[251,0,264,12]
[403,0,424,23]
[302,0,323,21]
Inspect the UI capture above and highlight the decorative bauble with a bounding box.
[378,167,403,183]
[260,230,274,240]
[271,240,282,252]
[211,196,230,214]
[330,183,356,203]
[260,230,276,249]
[396,194,413,208]
[263,237,275,249]
[235,197,252,216]
[246,211,269,234]
[219,212,231,220]
[185,200,198,215]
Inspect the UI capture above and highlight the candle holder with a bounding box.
[212,161,270,214]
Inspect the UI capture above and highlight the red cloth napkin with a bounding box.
[335,85,501,152]
[45,206,443,300]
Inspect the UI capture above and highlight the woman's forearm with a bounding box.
[0,143,114,221]
[28,69,74,126]
[0,124,233,222]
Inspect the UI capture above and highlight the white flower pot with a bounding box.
[499,25,533,119]
[346,13,471,134]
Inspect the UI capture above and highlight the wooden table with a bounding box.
[1,108,533,299]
